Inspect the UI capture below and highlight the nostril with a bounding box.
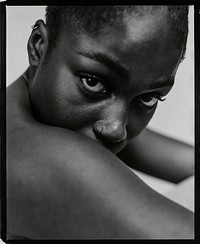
[93,121,104,135]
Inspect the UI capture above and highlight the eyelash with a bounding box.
[138,94,166,108]
[78,73,109,96]
[78,73,166,108]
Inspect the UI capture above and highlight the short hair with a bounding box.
[45,6,189,59]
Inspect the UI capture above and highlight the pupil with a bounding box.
[87,78,98,87]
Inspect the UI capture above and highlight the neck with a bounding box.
[7,75,36,124]
[23,66,36,85]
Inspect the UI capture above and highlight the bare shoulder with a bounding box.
[6,78,194,239]
[7,78,132,238]
[7,78,106,161]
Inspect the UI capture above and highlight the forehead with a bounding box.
[53,7,183,87]
[122,7,169,43]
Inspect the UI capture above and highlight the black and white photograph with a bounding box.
[1,2,198,241]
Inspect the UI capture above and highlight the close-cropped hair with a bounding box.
[45,5,189,58]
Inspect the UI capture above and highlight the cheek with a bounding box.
[45,88,96,130]
[30,68,95,129]
[60,106,96,130]
[127,107,156,140]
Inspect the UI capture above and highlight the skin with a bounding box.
[7,7,194,239]
[28,8,181,154]
[118,128,194,183]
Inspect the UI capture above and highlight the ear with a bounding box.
[27,19,48,67]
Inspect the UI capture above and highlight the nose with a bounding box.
[93,104,127,143]
[93,120,127,142]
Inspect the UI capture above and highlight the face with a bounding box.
[29,8,183,154]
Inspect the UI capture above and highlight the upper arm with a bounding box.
[7,127,138,238]
[7,125,194,239]
[7,125,137,238]
[118,128,194,183]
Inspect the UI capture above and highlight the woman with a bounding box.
[7,6,194,239]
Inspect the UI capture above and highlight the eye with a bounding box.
[139,94,166,108]
[80,75,107,94]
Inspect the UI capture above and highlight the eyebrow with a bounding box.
[77,50,176,90]
[148,77,175,90]
[77,50,128,79]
